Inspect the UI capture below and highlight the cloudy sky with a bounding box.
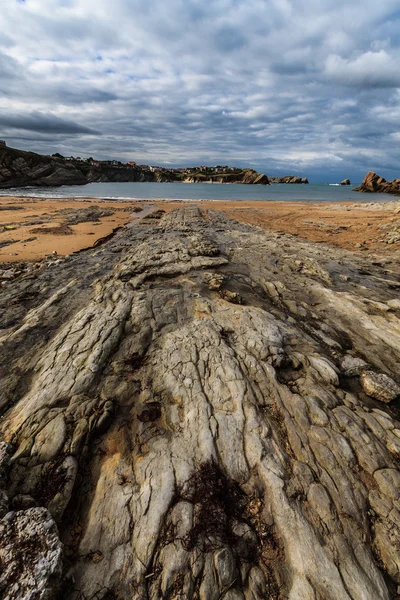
[1,0,400,181]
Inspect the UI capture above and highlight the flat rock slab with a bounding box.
[0,206,399,600]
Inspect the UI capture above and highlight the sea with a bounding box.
[0,182,390,203]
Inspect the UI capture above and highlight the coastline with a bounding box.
[0,181,389,203]
[1,195,399,264]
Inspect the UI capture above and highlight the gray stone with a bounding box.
[360,371,400,403]
[0,507,62,599]
[341,355,368,376]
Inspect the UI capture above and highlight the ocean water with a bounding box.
[0,181,390,203]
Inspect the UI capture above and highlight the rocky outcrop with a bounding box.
[89,167,269,185]
[0,146,88,188]
[87,164,171,184]
[354,172,400,196]
[178,170,269,185]
[0,207,400,599]
[241,171,269,185]
[0,145,270,188]
[0,442,63,599]
[340,178,351,185]
[269,175,309,184]
[0,146,171,188]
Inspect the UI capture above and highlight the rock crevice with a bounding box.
[0,206,399,599]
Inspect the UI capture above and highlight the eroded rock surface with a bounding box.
[0,206,399,599]
[269,175,309,184]
[354,171,400,196]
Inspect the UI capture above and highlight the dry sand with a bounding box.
[1,196,399,263]
[157,199,400,252]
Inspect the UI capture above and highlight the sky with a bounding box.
[0,0,400,182]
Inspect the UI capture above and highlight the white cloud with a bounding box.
[325,50,400,87]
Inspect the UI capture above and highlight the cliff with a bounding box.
[0,145,88,188]
[0,206,399,600]
[88,166,269,185]
[354,172,400,196]
[0,145,269,188]
[178,170,269,185]
[87,164,171,184]
[269,175,308,184]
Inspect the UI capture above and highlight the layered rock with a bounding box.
[0,146,88,188]
[0,207,400,599]
[0,145,269,188]
[175,170,269,185]
[269,175,309,184]
[354,172,400,196]
[87,164,172,184]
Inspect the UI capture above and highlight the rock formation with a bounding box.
[269,176,308,184]
[340,179,351,186]
[0,206,400,599]
[180,171,269,185]
[0,146,269,188]
[355,172,400,196]
[0,145,88,188]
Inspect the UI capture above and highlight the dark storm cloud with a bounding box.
[0,51,21,80]
[1,0,400,181]
[0,111,98,134]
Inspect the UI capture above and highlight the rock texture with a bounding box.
[1,206,400,599]
[340,179,351,186]
[269,176,309,184]
[354,172,400,196]
[0,441,63,599]
[0,146,88,188]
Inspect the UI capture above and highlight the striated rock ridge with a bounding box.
[269,175,308,184]
[0,207,400,599]
[355,172,400,196]
[0,145,88,188]
[180,170,269,185]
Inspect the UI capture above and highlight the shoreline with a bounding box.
[1,195,399,264]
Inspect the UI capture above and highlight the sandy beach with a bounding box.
[157,199,400,252]
[0,196,145,263]
[1,195,399,264]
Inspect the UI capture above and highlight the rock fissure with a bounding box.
[0,206,399,599]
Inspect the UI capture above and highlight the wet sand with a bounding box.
[1,196,399,263]
[0,197,143,262]
[157,199,400,252]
